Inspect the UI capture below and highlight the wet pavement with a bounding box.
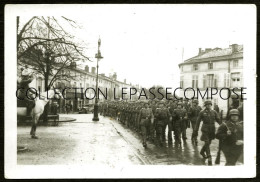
[17,114,242,165]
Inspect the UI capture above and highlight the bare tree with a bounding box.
[17,16,91,122]
[17,16,91,91]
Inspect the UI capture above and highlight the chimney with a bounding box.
[198,48,202,55]
[113,72,117,80]
[85,65,89,72]
[91,67,96,74]
[230,44,238,53]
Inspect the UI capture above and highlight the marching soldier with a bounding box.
[154,100,172,147]
[216,109,243,166]
[149,100,157,142]
[172,101,188,146]
[193,100,222,165]
[183,98,191,139]
[189,99,202,145]
[226,98,239,121]
[167,100,176,144]
[139,101,154,148]
[133,102,140,131]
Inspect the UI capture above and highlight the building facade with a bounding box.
[178,44,243,116]
[17,60,133,113]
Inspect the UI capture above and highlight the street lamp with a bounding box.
[92,37,103,121]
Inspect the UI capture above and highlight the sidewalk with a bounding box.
[17,114,143,165]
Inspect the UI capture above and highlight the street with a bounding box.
[17,114,240,165]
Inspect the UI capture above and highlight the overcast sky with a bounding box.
[20,5,251,88]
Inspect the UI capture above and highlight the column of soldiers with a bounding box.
[99,98,243,166]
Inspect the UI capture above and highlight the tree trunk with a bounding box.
[43,56,50,124]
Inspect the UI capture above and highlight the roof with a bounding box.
[179,45,243,66]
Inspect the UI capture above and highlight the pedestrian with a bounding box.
[216,109,243,165]
[193,100,222,165]
[17,66,36,116]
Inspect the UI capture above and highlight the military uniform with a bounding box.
[189,100,202,144]
[194,100,221,165]
[216,109,243,165]
[167,101,176,143]
[196,108,221,141]
[139,102,154,148]
[189,103,201,128]
[154,101,171,146]
[133,103,139,131]
[149,100,158,142]
[172,102,187,145]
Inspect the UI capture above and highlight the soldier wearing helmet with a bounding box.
[168,99,177,144]
[216,109,243,165]
[138,100,154,148]
[189,99,202,145]
[182,98,191,140]
[193,100,221,165]
[148,99,158,143]
[154,100,172,146]
[171,101,188,146]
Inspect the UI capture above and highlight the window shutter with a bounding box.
[196,76,198,88]
[214,74,218,87]
[226,73,230,87]
[203,74,206,89]
[240,72,243,87]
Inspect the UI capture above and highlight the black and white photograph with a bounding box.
[5,4,256,178]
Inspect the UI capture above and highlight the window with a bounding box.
[206,74,214,87]
[224,73,230,87]
[74,82,77,87]
[193,64,198,71]
[231,72,241,87]
[192,75,198,88]
[180,76,184,88]
[203,74,218,88]
[181,66,183,72]
[233,60,239,68]
[208,62,213,69]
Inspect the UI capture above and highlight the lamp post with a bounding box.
[92,38,103,121]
